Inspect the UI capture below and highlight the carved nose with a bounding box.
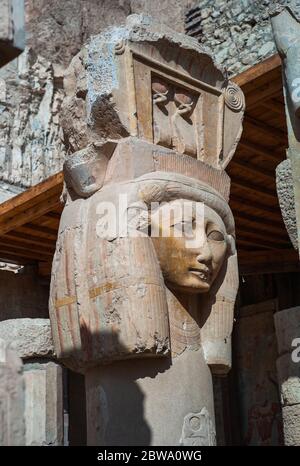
[196,242,212,265]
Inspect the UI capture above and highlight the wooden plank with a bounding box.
[0,172,63,219]
[245,81,283,110]
[3,231,56,249]
[0,244,53,261]
[0,194,61,235]
[244,115,287,144]
[236,226,290,246]
[260,99,285,115]
[229,159,275,182]
[0,251,33,265]
[16,224,58,241]
[231,179,277,201]
[230,195,280,216]
[234,211,286,231]
[0,238,54,256]
[238,140,284,163]
[236,238,275,250]
[238,249,300,275]
[232,54,281,88]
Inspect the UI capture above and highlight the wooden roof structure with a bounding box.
[0,54,299,276]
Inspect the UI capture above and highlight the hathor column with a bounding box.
[49,15,245,446]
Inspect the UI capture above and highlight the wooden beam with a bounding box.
[230,195,280,216]
[231,179,277,201]
[4,231,56,249]
[238,248,300,275]
[0,251,33,265]
[0,244,53,262]
[229,159,275,182]
[0,194,61,236]
[234,211,285,231]
[260,99,285,116]
[0,239,54,257]
[236,226,290,245]
[16,224,58,241]
[238,140,284,163]
[235,221,288,240]
[232,54,281,88]
[236,238,275,250]
[0,172,63,219]
[246,83,283,110]
[244,115,287,144]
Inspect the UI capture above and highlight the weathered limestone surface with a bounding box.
[0,49,65,202]
[0,0,197,201]
[0,338,25,446]
[281,405,300,445]
[24,360,63,446]
[0,318,54,359]
[276,159,298,249]
[24,0,193,67]
[0,318,63,446]
[86,348,215,446]
[185,0,282,76]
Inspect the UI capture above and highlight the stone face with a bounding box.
[23,360,63,446]
[0,318,54,359]
[0,338,25,446]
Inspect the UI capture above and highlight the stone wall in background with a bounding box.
[0,49,65,202]
[185,0,276,76]
[0,0,196,202]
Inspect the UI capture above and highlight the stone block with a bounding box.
[274,307,300,355]
[24,360,63,446]
[0,338,25,445]
[0,318,54,359]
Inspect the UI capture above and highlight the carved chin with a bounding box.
[166,273,212,294]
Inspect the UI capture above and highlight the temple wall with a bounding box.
[0,0,196,201]
[186,0,277,76]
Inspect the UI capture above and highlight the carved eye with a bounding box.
[207,230,225,242]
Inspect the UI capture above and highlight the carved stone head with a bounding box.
[50,15,243,374]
